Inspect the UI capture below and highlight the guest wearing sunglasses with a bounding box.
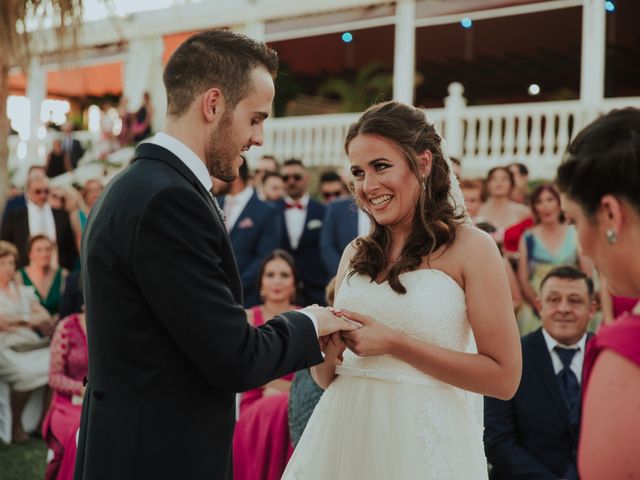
[276,159,329,305]
[1,172,78,271]
[318,171,348,205]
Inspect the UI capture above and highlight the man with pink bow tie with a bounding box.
[276,159,329,305]
[217,158,282,307]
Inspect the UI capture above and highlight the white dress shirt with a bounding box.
[149,133,320,335]
[541,328,587,384]
[283,194,309,251]
[223,186,254,232]
[27,200,57,242]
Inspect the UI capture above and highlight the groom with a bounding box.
[74,30,353,480]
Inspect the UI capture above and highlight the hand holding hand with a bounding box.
[338,309,401,357]
[301,305,361,337]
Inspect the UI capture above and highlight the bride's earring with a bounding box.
[606,229,618,244]
[421,175,427,191]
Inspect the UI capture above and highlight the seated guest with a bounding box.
[485,266,596,479]
[17,235,67,319]
[42,310,87,480]
[0,241,53,443]
[1,171,78,271]
[217,158,282,307]
[318,170,348,205]
[233,250,301,480]
[261,172,285,202]
[320,195,370,276]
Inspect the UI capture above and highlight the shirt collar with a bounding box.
[226,185,254,204]
[150,132,212,192]
[284,193,309,208]
[541,327,587,354]
[27,199,51,212]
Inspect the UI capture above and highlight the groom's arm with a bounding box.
[132,186,323,392]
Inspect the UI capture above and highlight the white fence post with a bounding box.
[443,82,466,159]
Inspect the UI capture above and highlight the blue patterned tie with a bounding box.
[554,346,580,411]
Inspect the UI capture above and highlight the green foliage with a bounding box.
[317,63,392,113]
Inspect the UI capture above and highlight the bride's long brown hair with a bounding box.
[345,101,465,294]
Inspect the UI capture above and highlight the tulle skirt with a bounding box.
[282,367,488,479]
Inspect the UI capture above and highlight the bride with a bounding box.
[282,101,522,479]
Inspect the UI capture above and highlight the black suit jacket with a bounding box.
[277,198,329,305]
[484,328,592,479]
[0,206,78,271]
[74,143,323,480]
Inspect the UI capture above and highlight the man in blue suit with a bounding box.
[217,158,282,307]
[276,159,328,305]
[484,266,596,480]
[320,196,371,276]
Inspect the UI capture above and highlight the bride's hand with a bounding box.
[321,332,346,363]
[338,310,401,357]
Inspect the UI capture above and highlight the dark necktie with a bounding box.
[554,346,580,411]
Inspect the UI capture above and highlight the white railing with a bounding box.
[9,88,640,183]
[246,86,640,179]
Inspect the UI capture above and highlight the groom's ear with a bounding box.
[418,150,433,177]
[202,88,223,123]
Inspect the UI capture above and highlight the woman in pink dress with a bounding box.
[233,249,302,480]
[42,312,87,480]
[557,107,640,479]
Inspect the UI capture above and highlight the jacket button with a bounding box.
[93,390,105,400]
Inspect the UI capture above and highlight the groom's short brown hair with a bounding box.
[163,29,279,117]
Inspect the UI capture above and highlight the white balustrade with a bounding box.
[9,92,640,182]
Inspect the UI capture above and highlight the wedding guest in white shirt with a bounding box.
[276,159,329,305]
[1,172,77,271]
[485,265,595,480]
[217,158,282,307]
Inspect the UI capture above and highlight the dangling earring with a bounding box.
[421,176,427,191]
[606,229,618,244]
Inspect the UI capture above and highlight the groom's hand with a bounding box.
[300,305,361,337]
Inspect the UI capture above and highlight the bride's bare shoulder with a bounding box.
[454,224,500,257]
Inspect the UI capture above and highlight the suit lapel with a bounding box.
[133,143,224,227]
[530,329,569,418]
[132,143,241,302]
[277,200,293,251]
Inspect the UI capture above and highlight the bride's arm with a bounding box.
[342,228,522,400]
[310,241,357,390]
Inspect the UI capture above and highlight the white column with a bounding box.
[123,36,166,132]
[580,0,606,106]
[393,0,416,105]
[26,57,47,162]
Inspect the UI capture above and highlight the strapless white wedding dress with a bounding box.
[282,270,488,479]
